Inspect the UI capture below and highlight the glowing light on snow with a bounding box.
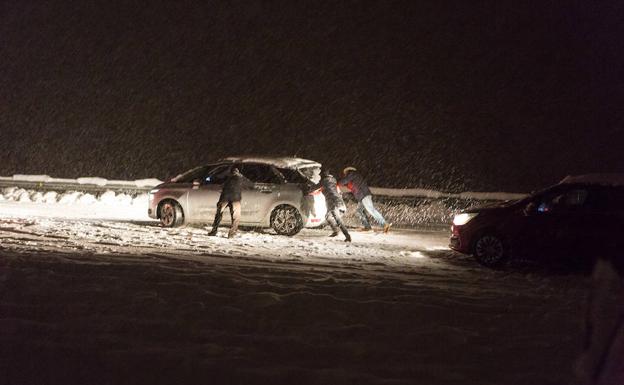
[400,251,426,258]
[426,246,450,251]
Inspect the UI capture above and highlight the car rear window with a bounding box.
[297,166,321,183]
[277,168,309,184]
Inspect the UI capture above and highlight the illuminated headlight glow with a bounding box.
[453,213,479,226]
[312,194,327,219]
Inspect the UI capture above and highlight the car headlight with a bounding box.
[453,213,479,226]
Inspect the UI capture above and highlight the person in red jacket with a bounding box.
[339,167,391,233]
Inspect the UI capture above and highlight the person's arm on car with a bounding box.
[241,176,255,189]
[310,180,323,191]
[338,172,354,186]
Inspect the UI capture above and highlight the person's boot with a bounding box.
[341,226,351,242]
[383,223,393,233]
[329,231,339,237]
[208,229,217,236]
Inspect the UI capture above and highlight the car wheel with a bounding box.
[474,233,508,268]
[271,205,303,236]
[159,200,184,228]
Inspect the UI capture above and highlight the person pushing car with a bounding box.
[208,167,253,238]
[339,166,391,233]
[313,169,351,242]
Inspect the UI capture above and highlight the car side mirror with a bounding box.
[523,201,537,216]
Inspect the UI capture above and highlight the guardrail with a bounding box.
[0,175,528,227]
[0,176,159,195]
[0,175,527,200]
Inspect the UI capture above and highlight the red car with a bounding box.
[450,174,624,268]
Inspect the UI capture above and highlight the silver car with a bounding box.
[148,156,327,235]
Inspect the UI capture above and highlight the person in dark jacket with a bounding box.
[339,167,391,233]
[208,167,253,238]
[313,169,351,242]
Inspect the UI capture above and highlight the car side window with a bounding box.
[563,189,588,206]
[587,187,624,212]
[239,164,281,184]
[177,166,211,183]
[538,189,588,213]
[203,165,231,184]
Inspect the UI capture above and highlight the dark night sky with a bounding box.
[1,1,623,192]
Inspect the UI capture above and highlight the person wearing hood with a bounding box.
[339,167,391,233]
[208,167,253,238]
[313,169,351,242]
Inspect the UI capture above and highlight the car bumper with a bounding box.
[303,191,327,227]
[449,225,472,254]
[148,194,158,219]
[449,235,461,249]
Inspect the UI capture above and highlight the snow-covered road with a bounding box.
[0,198,588,385]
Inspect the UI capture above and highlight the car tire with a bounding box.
[271,205,303,236]
[473,233,508,268]
[159,200,184,228]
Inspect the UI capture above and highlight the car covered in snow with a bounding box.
[450,174,624,268]
[148,156,327,235]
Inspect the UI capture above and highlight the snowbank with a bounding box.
[0,187,150,220]
[0,186,481,226]
[0,175,531,226]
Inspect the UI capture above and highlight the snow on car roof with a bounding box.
[221,156,321,169]
[560,174,624,187]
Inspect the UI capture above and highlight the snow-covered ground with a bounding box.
[0,188,588,385]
